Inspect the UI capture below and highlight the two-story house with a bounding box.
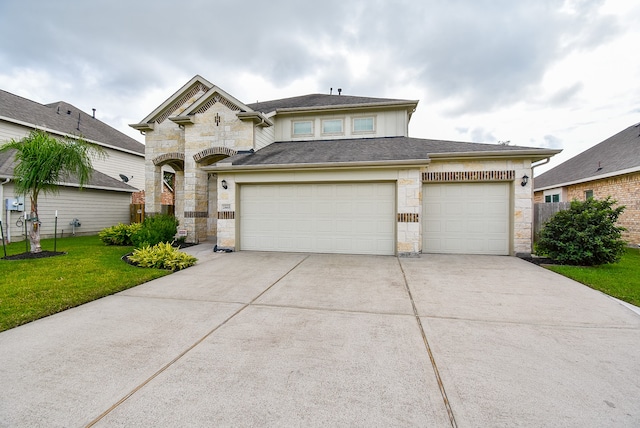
[0,89,145,242]
[131,75,560,256]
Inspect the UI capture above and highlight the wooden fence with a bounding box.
[533,202,570,242]
[129,204,176,224]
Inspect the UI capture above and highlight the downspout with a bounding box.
[529,157,551,252]
[1,178,9,243]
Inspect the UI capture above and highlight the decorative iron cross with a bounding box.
[215,113,221,126]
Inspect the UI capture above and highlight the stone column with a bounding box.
[397,169,421,256]
[145,163,162,216]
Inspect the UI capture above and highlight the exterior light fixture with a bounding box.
[221,179,228,189]
[521,175,529,187]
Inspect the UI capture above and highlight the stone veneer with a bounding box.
[143,93,254,243]
[214,158,535,256]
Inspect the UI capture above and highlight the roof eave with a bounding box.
[429,148,562,162]
[272,100,419,115]
[1,115,144,156]
[129,122,154,132]
[534,165,640,192]
[203,158,431,173]
[169,116,194,125]
[237,112,274,127]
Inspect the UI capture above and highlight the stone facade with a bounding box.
[134,75,550,255]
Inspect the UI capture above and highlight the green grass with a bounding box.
[0,235,170,332]
[546,247,640,307]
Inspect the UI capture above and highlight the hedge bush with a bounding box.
[130,214,179,249]
[127,242,197,271]
[99,222,142,246]
[536,197,626,266]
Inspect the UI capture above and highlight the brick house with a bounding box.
[131,75,560,256]
[534,122,640,244]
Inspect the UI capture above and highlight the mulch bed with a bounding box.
[2,251,66,260]
[518,255,562,266]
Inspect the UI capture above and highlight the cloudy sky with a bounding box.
[1,0,638,174]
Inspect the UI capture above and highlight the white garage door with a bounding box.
[423,182,510,255]
[240,183,395,255]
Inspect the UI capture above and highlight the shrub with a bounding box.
[536,197,626,266]
[127,242,197,271]
[131,214,179,248]
[99,223,142,246]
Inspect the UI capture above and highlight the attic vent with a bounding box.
[156,83,209,124]
[193,94,240,115]
[423,170,516,182]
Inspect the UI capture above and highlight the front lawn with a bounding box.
[545,247,640,307]
[0,235,170,332]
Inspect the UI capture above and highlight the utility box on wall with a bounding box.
[5,197,24,212]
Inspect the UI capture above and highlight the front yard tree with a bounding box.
[0,130,105,253]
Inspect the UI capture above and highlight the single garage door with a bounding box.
[240,182,395,255]
[423,182,510,255]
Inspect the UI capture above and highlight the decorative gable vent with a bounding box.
[194,94,241,115]
[423,170,515,182]
[156,83,209,124]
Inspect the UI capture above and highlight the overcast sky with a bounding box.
[1,0,638,174]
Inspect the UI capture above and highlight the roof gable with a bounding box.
[534,122,640,189]
[0,90,144,155]
[130,75,215,130]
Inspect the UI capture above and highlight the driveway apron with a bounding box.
[0,249,639,427]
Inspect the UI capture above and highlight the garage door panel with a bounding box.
[241,183,395,255]
[423,182,510,255]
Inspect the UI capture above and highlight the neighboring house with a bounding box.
[0,89,145,242]
[131,75,560,256]
[534,122,640,244]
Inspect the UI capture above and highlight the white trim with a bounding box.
[205,159,431,172]
[0,115,144,157]
[534,165,640,192]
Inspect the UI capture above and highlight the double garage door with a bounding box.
[423,182,510,255]
[238,181,510,256]
[240,183,396,255]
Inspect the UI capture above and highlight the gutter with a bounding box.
[203,158,431,173]
[534,165,640,192]
[428,148,562,162]
[271,100,419,115]
[0,115,145,157]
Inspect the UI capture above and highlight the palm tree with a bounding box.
[0,130,106,253]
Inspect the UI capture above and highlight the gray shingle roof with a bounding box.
[0,90,144,155]
[534,122,640,189]
[0,148,136,192]
[247,93,417,113]
[0,148,17,179]
[221,137,554,167]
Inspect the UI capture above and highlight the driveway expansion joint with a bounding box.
[87,255,311,427]
[396,257,458,428]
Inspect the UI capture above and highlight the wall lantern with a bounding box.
[221,179,228,189]
[521,175,529,187]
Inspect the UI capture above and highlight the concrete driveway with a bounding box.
[1,246,639,427]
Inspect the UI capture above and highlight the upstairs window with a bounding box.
[353,117,375,133]
[322,119,343,135]
[292,120,313,137]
